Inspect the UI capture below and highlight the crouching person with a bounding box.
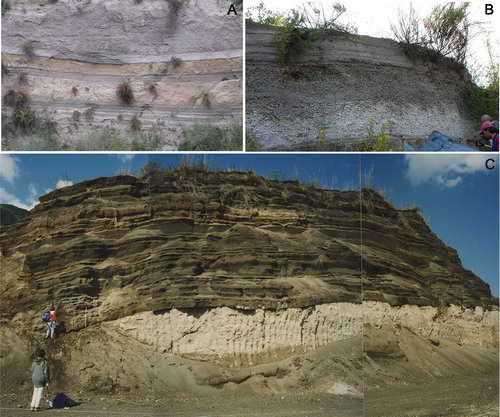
[30,348,50,411]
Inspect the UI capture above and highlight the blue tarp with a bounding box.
[405,131,479,152]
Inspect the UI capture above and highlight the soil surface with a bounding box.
[1,393,360,417]
[365,375,499,417]
[1,378,497,417]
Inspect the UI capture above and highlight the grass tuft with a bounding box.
[200,91,211,109]
[130,114,141,131]
[171,56,183,68]
[117,81,134,105]
[22,41,36,59]
[3,89,29,108]
[179,123,243,151]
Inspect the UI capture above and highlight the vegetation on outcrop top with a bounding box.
[388,0,498,124]
[247,2,353,65]
[391,3,470,64]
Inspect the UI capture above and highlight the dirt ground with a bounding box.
[0,392,361,417]
[1,376,497,417]
[365,375,499,417]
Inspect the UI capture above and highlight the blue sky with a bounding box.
[1,153,498,296]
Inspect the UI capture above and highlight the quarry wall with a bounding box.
[1,0,243,149]
[246,21,477,151]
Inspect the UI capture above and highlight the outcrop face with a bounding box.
[1,0,242,149]
[1,173,494,328]
[360,189,493,309]
[0,172,363,333]
[0,171,497,400]
[246,21,475,151]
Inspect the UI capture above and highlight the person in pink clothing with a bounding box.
[480,122,499,151]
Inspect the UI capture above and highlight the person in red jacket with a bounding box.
[45,309,57,339]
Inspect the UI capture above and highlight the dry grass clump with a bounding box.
[117,81,134,105]
[130,114,141,131]
[148,83,158,98]
[171,56,183,68]
[22,41,36,59]
[3,88,29,108]
[201,91,211,109]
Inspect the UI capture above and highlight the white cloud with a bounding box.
[56,179,73,189]
[28,183,38,197]
[116,154,135,163]
[0,187,33,210]
[404,154,486,187]
[0,155,20,185]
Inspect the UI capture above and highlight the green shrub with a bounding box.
[117,81,134,105]
[391,3,470,64]
[245,2,287,25]
[276,11,326,65]
[130,114,141,131]
[469,40,498,121]
[178,123,243,151]
[356,117,391,151]
[247,3,351,64]
[246,129,262,151]
[316,129,327,151]
[75,122,163,151]
[131,122,164,151]
[71,86,78,96]
[201,91,211,108]
[171,56,183,68]
[12,107,37,130]
[1,0,11,16]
